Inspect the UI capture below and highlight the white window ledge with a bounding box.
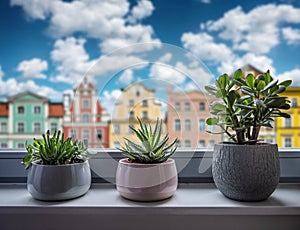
[0,183,300,230]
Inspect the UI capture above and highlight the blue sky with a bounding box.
[1,0,300,111]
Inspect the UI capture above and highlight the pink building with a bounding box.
[63,78,109,148]
[167,87,221,148]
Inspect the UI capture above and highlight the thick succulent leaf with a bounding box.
[233,69,242,80]
[246,74,255,88]
[262,79,278,92]
[212,102,227,111]
[205,85,218,95]
[227,90,237,107]
[279,80,292,87]
[206,117,218,125]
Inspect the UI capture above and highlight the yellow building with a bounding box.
[109,82,164,148]
[276,87,300,148]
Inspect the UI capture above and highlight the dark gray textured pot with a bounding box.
[27,161,91,201]
[212,143,280,202]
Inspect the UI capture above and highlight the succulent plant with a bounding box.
[205,69,292,144]
[118,117,178,163]
[22,130,89,169]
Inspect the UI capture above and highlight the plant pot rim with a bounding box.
[31,160,88,167]
[215,142,278,147]
[119,158,174,166]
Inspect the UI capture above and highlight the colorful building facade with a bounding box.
[0,91,64,148]
[109,82,164,148]
[167,87,221,147]
[276,87,300,147]
[63,78,109,148]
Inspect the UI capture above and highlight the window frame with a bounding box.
[17,122,25,133]
[1,148,300,183]
[33,106,41,115]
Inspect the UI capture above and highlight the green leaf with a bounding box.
[279,80,292,88]
[257,80,266,91]
[205,85,218,95]
[233,69,242,80]
[206,117,218,125]
[227,90,237,107]
[262,79,278,92]
[235,103,256,110]
[212,102,227,111]
[245,74,255,88]
[273,85,286,94]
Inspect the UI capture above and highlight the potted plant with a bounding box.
[205,69,292,201]
[22,130,91,201]
[116,117,178,201]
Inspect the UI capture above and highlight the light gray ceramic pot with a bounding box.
[212,143,280,202]
[116,158,178,202]
[27,161,91,201]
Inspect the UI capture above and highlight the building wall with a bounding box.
[167,88,221,147]
[63,79,109,148]
[276,87,300,147]
[109,82,164,148]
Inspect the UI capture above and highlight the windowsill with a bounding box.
[1,183,300,229]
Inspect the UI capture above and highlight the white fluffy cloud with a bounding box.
[282,27,300,45]
[17,58,48,79]
[277,68,300,86]
[118,69,134,85]
[50,37,96,85]
[11,0,160,54]
[127,0,155,23]
[181,32,234,64]
[101,89,122,115]
[203,4,300,54]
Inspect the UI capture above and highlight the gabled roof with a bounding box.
[49,103,64,117]
[121,82,155,93]
[8,91,49,103]
[0,102,8,117]
[240,64,264,75]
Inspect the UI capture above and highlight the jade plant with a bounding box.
[118,117,178,163]
[205,69,292,145]
[22,130,89,169]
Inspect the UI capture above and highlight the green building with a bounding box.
[0,91,64,148]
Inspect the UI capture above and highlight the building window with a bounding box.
[33,122,41,133]
[199,102,205,111]
[113,142,120,148]
[17,106,25,114]
[129,111,135,119]
[0,143,8,148]
[208,140,215,147]
[199,119,205,131]
[96,129,103,141]
[184,140,191,147]
[128,126,134,134]
[82,114,90,122]
[176,139,181,147]
[141,99,148,107]
[113,124,120,134]
[50,123,58,133]
[185,102,190,111]
[136,91,140,97]
[175,119,181,131]
[82,99,89,108]
[83,129,90,141]
[17,143,25,149]
[142,111,148,119]
[175,102,180,111]
[70,129,77,140]
[284,118,292,128]
[129,99,134,106]
[17,122,25,133]
[185,119,191,131]
[208,125,215,132]
[284,137,292,148]
[199,140,205,147]
[0,122,7,132]
[33,106,41,114]
[291,98,298,107]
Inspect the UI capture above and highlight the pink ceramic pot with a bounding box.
[116,158,178,201]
